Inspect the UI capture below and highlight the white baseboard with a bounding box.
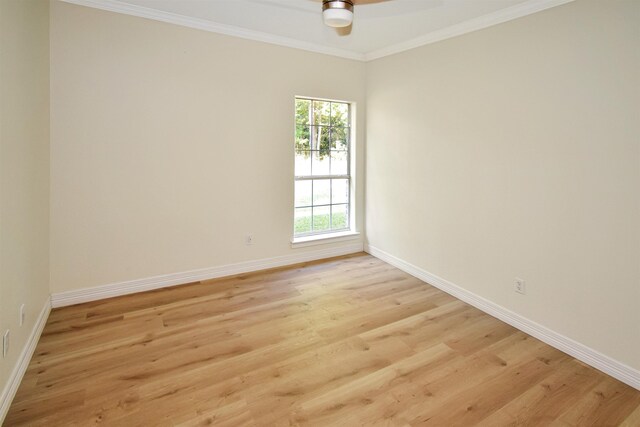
[51,242,364,308]
[365,244,640,391]
[0,298,51,424]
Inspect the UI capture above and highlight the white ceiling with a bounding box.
[63,0,574,60]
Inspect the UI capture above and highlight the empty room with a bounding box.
[1,0,639,425]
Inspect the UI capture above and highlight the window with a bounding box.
[294,97,351,237]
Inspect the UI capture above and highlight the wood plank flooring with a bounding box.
[6,253,640,426]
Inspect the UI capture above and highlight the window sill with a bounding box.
[291,231,360,248]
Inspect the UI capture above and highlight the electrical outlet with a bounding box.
[20,304,25,326]
[3,330,9,358]
[515,277,526,295]
[245,234,254,245]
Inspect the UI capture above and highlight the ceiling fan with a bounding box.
[320,0,387,28]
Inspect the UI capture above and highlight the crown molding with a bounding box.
[60,0,574,62]
[58,0,366,61]
[364,0,576,61]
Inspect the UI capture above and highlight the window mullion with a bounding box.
[295,174,348,181]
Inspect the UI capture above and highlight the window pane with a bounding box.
[296,99,310,126]
[330,127,349,150]
[331,151,348,175]
[313,100,330,125]
[312,151,330,176]
[313,179,330,205]
[313,206,331,231]
[332,204,348,230]
[295,180,312,207]
[331,103,349,128]
[295,150,311,176]
[294,207,312,234]
[309,125,330,153]
[332,179,349,204]
[295,126,310,151]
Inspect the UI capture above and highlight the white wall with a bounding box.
[50,1,366,294]
[366,0,639,370]
[0,0,50,416]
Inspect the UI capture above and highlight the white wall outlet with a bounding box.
[515,277,526,295]
[245,234,254,245]
[3,330,9,358]
[20,304,26,326]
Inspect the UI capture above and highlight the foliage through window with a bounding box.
[294,98,351,236]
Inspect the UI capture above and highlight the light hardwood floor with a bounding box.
[6,253,640,426]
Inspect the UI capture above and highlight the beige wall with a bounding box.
[366,0,639,370]
[0,0,50,412]
[8,0,637,396]
[50,1,366,293]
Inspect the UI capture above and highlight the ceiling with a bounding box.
[62,0,574,60]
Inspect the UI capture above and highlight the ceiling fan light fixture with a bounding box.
[322,0,354,28]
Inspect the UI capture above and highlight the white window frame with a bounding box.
[291,96,357,246]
